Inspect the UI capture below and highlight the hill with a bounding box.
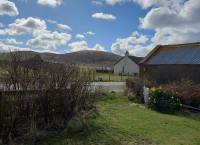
[0,50,121,67]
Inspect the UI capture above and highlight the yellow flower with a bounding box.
[151,87,156,92]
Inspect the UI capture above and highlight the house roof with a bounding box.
[115,55,143,65]
[140,42,200,65]
[128,56,144,64]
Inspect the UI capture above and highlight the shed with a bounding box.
[140,43,200,84]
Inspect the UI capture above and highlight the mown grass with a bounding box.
[38,93,200,145]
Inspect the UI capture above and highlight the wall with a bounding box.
[141,64,200,84]
[114,56,139,75]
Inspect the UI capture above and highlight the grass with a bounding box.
[41,93,200,145]
[95,72,128,82]
[0,67,7,78]
[0,60,7,77]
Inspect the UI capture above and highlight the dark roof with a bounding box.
[141,42,200,65]
[115,55,144,65]
[128,56,143,64]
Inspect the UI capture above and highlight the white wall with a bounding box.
[114,56,140,76]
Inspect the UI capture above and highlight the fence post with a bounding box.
[109,71,111,81]
[93,70,96,81]
[0,92,2,124]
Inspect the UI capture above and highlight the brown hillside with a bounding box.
[0,50,121,67]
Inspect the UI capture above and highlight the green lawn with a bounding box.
[95,72,128,82]
[40,94,200,145]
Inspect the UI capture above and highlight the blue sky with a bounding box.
[0,0,200,56]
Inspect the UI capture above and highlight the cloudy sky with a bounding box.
[0,0,199,56]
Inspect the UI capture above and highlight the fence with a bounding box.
[68,68,129,82]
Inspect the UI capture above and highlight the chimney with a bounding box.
[125,51,129,56]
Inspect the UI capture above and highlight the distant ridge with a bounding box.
[0,50,122,67]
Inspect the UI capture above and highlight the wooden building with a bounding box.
[140,43,200,84]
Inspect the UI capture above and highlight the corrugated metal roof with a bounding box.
[147,47,200,64]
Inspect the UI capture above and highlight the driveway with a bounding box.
[91,82,126,92]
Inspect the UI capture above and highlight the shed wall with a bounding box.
[141,65,200,84]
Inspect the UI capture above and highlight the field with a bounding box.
[95,72,128,82]
[0,64,127,82]
[42,93,200,145]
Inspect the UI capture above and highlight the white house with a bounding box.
[114,51,143,76]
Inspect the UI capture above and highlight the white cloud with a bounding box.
[94,0,183,8]
[85,31,95,36]
[47,19,72,31]
[92,0,184,8]
[0,17,72,51]
[111,31,149,56]
[139,0,200,45]
[46,19,57,24]
[92,0,129,6]
[69,41,105,52]
[0,17,47,35]
[0,0,19,16]
[75,34,85,40]
[0,38,23,45]
[93,44,105,51]
[133,0,185,9]
[91,0,103,5]
[0,41,61,54]
[57,24,72,31]
[105,0,127,6]
[27,30,71,50]
[37,0,63,8]
[75,32,95,40]
[0,41,30,52]
[133,0,165,9]
[32,49,63,54]
[92,13,116,20]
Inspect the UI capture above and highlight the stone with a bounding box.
[67,116,83,133]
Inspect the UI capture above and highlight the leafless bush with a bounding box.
[0,51,95,144]
[162,79,200,107]
[126,77,154,102]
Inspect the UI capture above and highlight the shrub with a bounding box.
[162,80,200,107]
[0,52,96,144]
[148,88,181,113]
[126,77,154,103]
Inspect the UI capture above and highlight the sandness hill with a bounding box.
[0,50,121,67]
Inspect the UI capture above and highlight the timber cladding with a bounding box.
[141,64,200,84]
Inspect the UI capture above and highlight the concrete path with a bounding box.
[91,82,126,92]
